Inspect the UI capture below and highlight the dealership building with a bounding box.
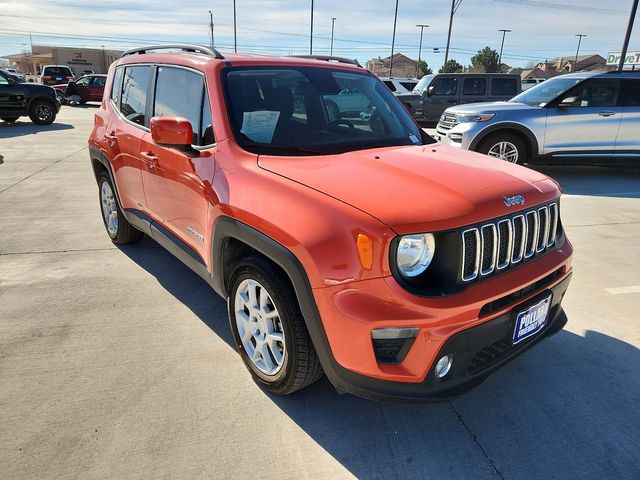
[3,45,123,75]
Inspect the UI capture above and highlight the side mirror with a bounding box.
[150,116,194,150]
[426,86,435,97]
[558,96,579,107]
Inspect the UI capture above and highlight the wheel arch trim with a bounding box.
[469,122,540,157]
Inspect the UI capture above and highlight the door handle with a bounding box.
[598,111,616,117]
[140,151,158,168]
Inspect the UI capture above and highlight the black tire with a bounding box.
[28,99,56,125]
[55,91,65,104]
[1,117,19,123]
[477,132,528,164]
[97,175,143,244]
[228,255,324,395]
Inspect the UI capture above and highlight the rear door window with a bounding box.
[111,67,123,104]
[120,65,150,126]
[492,78,517,96]
[621,80,640,106]
[153,66,209,145]
[431,77,458,95]
[463,78,486,95]
[91,76,107,87]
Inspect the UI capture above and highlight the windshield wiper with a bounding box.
[242,140,328,155]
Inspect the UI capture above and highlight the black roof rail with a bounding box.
[604,69,639,73]
[292,55,361,67]
[122,44,224,60]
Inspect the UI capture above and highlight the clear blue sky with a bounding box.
[1,0,638,69]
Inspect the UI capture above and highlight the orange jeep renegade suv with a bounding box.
[88,45,573,401]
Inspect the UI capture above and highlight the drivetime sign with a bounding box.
[607,51,640,66]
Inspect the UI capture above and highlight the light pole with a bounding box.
[573,34,586,72]
[618,0,639,71]
[209,10,214,49]
[498,29,511,68]
[310,0,314,55]
[389,0,399,77]
[416,24,429,77]
[233,0,237,53]
[330,17,336,56]
[444,0,462,71]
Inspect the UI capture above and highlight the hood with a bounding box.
[25,84,57,95]
[258,144,559,234]
[445,101,537,114]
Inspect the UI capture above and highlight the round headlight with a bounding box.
[396,233,435,277]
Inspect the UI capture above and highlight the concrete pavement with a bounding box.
[1,107,639,479]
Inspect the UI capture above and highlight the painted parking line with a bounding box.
[605,285,640,295]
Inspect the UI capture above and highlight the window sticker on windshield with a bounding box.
[409,134,420,144]
[241,110,280,143]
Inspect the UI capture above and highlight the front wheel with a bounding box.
[228,255,323,395]
[28,100,56,125]
[55,90,65,104]
[477,133,527,164]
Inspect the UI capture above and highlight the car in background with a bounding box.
[52,74,107,104]
[522,77,546,91]
[1,68,26,83]
[0,69,60,124]
[397,73,521,123]
[40,65,75,86]
[81,69,96,76]
[435,71,640,165]
[379,77,419,95]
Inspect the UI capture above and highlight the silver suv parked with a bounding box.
[436,71,640,165]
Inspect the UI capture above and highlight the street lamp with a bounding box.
[233,0,237,53]
[416,24,429,77]
[574,34,586,72]
[310,0,314,55]
[498,29,511,68]
[389,0,399,77]
[330,17,336,56]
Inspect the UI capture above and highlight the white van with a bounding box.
[379,77,419,95]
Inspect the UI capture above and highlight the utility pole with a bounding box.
[330,17,336,56]
[573,34,586,72]
[233,0,237,53]
[310,0,314,55]
[29,32,33,75]
[101,45,106,73]
[209,10,214,49]
[389,0,399,77]
[416,24,429,77]
[444,0,462,71]
[498,29,511,68]
[618,0,639,71]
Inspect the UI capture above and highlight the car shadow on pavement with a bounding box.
[0,122,74,139]
[118,235,640,479]
[533,165,640,198]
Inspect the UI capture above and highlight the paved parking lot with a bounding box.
[1,106,640,480]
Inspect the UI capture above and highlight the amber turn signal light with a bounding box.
[357,233,373,270]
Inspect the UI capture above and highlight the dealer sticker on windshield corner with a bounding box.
[513,295,551,345]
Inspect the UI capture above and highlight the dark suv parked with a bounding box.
[0,70,60,125]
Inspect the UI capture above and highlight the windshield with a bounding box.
[224,67,433,156]
[413,74,435,93]
[510,76,584,106]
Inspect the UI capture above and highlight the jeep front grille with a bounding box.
[461,203,559,282]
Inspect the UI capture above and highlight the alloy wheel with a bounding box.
[35,104,53,123]
[234,279,286,375]
[100,181,118,236]
[487,141,519,163]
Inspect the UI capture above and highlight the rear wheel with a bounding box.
[28,100,56,125]
[98,175,143,244]
[478,133,527,164]
[1,117,19,123]
[228,255,323,395]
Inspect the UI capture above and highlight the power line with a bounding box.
[492,0,625,15]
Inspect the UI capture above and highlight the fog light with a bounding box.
[448,133,463,143]
[434,354,453,378]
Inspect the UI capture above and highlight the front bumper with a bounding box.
[435,121,484,150]
[320,273,571,402]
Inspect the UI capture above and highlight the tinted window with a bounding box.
[92,76,106,87]
[111,67,123,103]
[75,77,90,86]
[120,66,150,126]
[564,79,620,107]
[463,78,486,95]
[383,80,396,92]
[44,67,72,76]
[492,78,517,96]
[400,81,417,91]
[431,77,457,95]
[621,80,640,106]
[154,66,204,144]
[201,94,214,145]
[0,72,9,85]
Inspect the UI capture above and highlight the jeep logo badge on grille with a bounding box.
[503,195,525,207]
